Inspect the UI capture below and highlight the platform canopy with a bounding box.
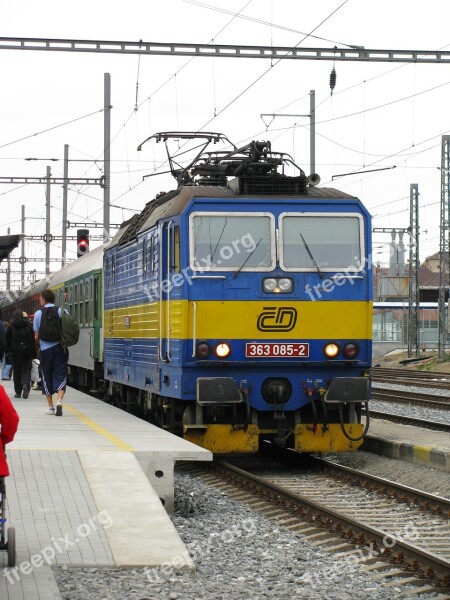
[0,234,23,263]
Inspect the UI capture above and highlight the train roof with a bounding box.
[107,184,359,250]
[0,244,105,309]
[50,243,105,288]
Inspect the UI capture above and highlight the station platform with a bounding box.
[0,380,212,600]
[362,418,450,472]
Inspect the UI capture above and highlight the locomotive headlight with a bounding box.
[215,342,231,358]
[324,343,340,358]
[263,277,293,293]
[263,278,278,292]
[278,278,293,292]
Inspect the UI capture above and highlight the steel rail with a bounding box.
[214,460,450,583]
[312,456,450,514]
[366,409,450,433]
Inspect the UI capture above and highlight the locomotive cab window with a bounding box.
[190,212,275,272]
[279,213,364,272]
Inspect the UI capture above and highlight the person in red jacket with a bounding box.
[0,385,19,477]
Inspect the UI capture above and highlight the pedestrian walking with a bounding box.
[33,289,69,416]
[6,311,36,399]
[1,321,12,381]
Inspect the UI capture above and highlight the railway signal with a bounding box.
[76,229,89,257]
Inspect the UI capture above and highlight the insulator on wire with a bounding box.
[329,67,337,96]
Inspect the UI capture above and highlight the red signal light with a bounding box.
[77,229,90,258]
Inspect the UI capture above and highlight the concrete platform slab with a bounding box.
[78,451,194,568]
[0,380,211,599]
[362,418,450,472]
[3,380,212,510]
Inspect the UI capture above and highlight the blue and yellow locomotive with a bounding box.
[103,133,372,453]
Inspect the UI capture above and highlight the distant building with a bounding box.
[373,251,449,303]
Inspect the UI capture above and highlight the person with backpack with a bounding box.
[33,289,70,416]
[6,310,36,399]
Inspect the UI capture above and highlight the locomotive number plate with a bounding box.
[245,343,309,358]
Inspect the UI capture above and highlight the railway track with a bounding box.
[365,408,450,432]
[372,388,450,410]
[371,367,450,383]
[182,451,450,590]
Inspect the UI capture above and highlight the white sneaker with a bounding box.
[45,407,55,415]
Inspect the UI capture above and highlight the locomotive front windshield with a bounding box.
[190,213,275,271]
[280,213,363,271]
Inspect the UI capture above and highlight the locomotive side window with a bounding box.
[150,235,155,274]
[171,226,180,273]
[190,212,275,271]
[279,213,364,272]
[142,239,147,274]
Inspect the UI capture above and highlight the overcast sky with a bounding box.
[1,0,450,286]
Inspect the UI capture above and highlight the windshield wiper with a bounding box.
[211,218,228,264]
[232,238,262,279]
[300,233,323,280]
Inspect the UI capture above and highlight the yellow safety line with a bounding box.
[64,403,136,452]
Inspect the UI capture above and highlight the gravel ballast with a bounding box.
[54,471,446,600]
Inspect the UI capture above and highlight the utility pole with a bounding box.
[261,89,316,178]
[438,136,450,358]
[62,144,69,267]
[408,184,420,357]
[310,90,315,176]
[45,166,51,276]
[103,73,111,242]
[6,227,11,290]
[20,206,25,289]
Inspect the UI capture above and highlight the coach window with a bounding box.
[69,285,73,315]
[190,213,275,272]
[74,284,79,321]
[279,213,364,272]
[94,276,99,321]
[79,282,84,325]
[112,254,116,285]
[85,279,90,325]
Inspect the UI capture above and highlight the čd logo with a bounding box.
[257,307,297,332]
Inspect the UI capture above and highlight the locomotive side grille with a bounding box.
[239,175,308,195]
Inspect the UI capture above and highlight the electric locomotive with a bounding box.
[103,132,372,453]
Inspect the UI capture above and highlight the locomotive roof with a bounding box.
[106,184,358,249]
